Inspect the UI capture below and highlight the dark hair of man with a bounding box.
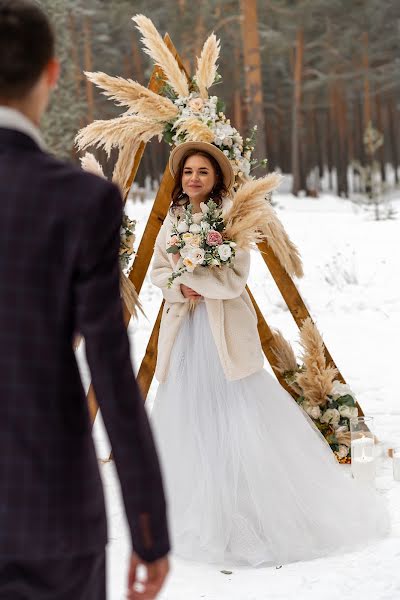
[170,149,228,214]
[0,0,54,100]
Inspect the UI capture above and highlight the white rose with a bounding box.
[338,405,352,419]
[217,244,232,261]
[331,381,354,400]
[191,213,203,224]
[320,408,340,428]
[200,202,209,214]
[189,223,201,234]
[177,221,189,233]
[309,405,321,419]
[349,406,359,419]
[188,247,204,264]
[181,232,194,244]
[201,221,210,233]
[301,401,321,420]
[337,445,349,459]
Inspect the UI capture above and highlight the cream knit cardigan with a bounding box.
[150,213,264,383]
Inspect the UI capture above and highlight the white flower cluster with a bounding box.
[171,94,252,181]
[119,214,136,273]
[298,380,358,461]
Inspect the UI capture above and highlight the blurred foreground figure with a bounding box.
[0,2,169,598]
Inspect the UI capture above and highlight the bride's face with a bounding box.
[181,154,216,202]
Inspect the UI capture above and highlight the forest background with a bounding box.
[40,0,400,199]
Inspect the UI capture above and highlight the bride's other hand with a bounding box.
[181,284,202,299]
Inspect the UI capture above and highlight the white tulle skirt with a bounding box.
[151,302,389,567]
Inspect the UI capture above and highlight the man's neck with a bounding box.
[0,105,45,150]
[0,99,40,128]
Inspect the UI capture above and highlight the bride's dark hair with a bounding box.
[170,149,228,213]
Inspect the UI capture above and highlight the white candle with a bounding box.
[351,436,375,481]
[393,451,400,481]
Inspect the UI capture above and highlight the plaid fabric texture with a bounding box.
[0,129,169,562]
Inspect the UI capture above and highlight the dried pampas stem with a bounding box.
[75,116,164,156]
[112,139,140,196]
[85,71,178,121]
[120,271,144,319]
[296,318,338,406]
[271,329,298,374]
[195,33,220,98]
[224,173,302,277]
[271,329,302,395]
[132,14,189,98]
[174,118,215,143]
[80,152,105,178]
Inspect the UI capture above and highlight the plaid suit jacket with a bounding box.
[0,128,169,562]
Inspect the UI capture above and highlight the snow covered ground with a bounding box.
[78,191,400,599]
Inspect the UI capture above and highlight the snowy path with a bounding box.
[77,193,400,599]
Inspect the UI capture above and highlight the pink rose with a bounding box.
[188,97,204,112]
[167,235,180,247]
[206,230,223,246]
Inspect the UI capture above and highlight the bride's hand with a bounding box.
[171,252,180,265]
[181,284,202,299]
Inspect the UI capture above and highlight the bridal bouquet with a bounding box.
[166,200,236,287]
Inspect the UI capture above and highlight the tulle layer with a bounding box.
[151,303,389,566]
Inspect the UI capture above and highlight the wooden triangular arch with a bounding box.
[86,34,363,424]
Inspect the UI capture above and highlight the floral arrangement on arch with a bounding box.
[75,14,305,284]
[272,318,359,463]
[78,153,140,318]
[75,15,266,189]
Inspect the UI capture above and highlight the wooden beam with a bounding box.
[87,35,185,423]
[257,241,364,415]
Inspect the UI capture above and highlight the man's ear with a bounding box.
[46,58,60,90]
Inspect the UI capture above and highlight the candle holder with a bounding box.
[350,416,375,482]
[392,447,400,482]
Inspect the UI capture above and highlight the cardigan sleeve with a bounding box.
[150,222,188,303]
[179,247,250,300]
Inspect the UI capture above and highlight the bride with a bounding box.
[150,140,389,567]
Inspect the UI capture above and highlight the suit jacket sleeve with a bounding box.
[75,182,170,562]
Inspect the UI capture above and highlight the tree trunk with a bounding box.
[240,0,267,164]
[335,84,349,197]
[375,92,386,182]
[83,17,94,124]
[291,28,304,196]
[387,94,399,184]
[362,32,372,128]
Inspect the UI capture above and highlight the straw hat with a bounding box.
[169,141,235,191]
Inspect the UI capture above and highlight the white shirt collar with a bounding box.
[0,106,46,150]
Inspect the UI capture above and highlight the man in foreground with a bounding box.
[0,1,169,598]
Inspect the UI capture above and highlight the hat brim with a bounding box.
[169,141,235,191]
